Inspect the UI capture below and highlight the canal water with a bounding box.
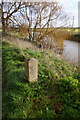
[63,40,79,65]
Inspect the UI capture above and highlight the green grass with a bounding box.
[2,41,80,119]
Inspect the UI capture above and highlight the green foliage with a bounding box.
[55,77,79,93]
[2,41,80,119]
[35,109,56,119]
[60,106,80,120]
[55,76,80,120]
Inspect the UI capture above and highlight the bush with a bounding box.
[55,77,79,93]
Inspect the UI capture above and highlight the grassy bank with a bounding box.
[2,41,80,119]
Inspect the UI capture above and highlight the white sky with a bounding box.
[0,0,79,27]
[57,0,79,27]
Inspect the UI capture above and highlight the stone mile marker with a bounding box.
[25,58,38,83]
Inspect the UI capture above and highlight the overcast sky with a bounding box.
[57,0,79,27]
[0,0,79,27]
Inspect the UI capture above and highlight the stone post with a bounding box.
[25,58,38,83]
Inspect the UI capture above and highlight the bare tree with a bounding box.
[1,0,26,33]
[1,1,72,50]
[19,2,72,48]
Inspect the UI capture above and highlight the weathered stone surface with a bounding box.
[25,58,38,83]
